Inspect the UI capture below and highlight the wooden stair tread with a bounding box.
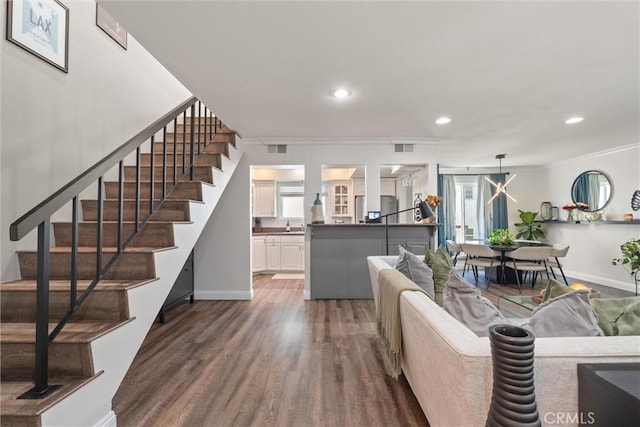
[1,320,132,343]
[17,246,177,254]
[1,373,103,417]
[0,278,157,292]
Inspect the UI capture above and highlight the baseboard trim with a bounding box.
[195,290,254,300]
[95,410,117,427]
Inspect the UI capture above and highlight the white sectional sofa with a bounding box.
[367,255,640,427]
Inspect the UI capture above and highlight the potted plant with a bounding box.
[515,210,545,241]
[488,228,515,246]
[612,238,640,295]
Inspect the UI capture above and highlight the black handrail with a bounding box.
[10,95,223,399]
[9,96,197,242]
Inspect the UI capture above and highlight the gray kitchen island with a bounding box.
[307,223,438,299]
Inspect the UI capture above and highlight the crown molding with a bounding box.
[241,137,442,146]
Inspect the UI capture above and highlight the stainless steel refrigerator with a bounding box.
[355,195,398,223]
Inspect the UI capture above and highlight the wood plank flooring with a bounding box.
[113,275,429,427]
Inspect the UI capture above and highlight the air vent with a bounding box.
[267,144,287,154]
[394,144,414,153]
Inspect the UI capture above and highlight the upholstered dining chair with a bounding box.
[460,243,500,285]
[507,246,553,293]
[547,244,570,285]
[446,240,466,267]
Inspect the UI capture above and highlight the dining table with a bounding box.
[487,240,551,284]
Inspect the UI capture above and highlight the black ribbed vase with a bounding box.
[486,324,541,427]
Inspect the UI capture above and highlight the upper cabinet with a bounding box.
[353,179,365,196]
[331,180,352,217]
[381,178,396,197]
[253,181,275,217]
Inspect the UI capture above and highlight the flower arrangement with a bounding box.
[426,195,443,208]
[562,204,577,212]
[576,202,589,211]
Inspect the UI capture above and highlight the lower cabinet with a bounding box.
[253,234,304,272]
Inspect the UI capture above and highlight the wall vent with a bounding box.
[394,144,414,153]
[267,144,287,154]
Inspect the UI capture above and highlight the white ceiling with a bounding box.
[102,1,639,168]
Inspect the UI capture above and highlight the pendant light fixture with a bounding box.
[485,154,517,204]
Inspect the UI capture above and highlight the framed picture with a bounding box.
[96,3,127,50]
[6,0,69,72]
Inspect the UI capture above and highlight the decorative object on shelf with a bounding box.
[551,206,559,221]
[6,0,69,72]
[562,204,577,221]
[539,202,552,221]
[486,325,540,427]
[624,213,634,222]
[571,170,612,212]
[413,193,434,223]
[612,238,640,295]
[631,190,640,211]
[285,220,291,232]
[487,228,515,246]
[515,210,545,241]
[311,193,324,224]
[485,154,517,204]
[584,210,605,221]
[254,217,262,233]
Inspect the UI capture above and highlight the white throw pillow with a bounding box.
[443,270,508,337]
[395,246,435,298]
[524,291,604,337]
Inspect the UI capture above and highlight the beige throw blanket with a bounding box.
[376,269,429,379]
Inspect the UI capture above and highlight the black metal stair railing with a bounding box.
[9,96,222,399]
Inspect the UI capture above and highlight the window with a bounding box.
[277,181,304,219]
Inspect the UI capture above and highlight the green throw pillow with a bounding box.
[591,296,640,336]
[424,245,454,306]
[542,278,572,302]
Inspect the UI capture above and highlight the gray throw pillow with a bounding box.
[396,246,435,298]
[443,270,508,337]
[523,291,604,337]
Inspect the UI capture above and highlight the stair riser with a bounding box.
[153,141,229,155]
[81,200,191,222]
[18,252,156,280]
[164,133,213,143]
[123,166,214,184]
[1,343,93,379]
[1,290,127,322]
[140,153,221,169]
[181,118,231,131]
[104,181,203,200]
[53,223,176,247]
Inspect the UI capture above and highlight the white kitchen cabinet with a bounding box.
[253,181,275,217]
[353,179,365,196]
[252,236,266,272]
[381,178,396,197]
[331,181,352,217]
[280,235,304,270]
[266,236,281,270]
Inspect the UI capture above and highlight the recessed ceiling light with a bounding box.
[435,116,451,125]
[565,116,584,124]
[333,89,351,99]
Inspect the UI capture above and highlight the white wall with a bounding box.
[1,0,191,280]
[496,145,639,291]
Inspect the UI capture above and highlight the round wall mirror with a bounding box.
[571,170,612,212]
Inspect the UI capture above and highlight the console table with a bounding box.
[578,363,640,426]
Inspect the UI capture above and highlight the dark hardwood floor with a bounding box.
[113,274,429,427]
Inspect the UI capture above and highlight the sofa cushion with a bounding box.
[542,278,572,302]
[591,296,640,336]
[443,270,508,337]
[396,246,435,298]
[424,245,454,306]
[524,291,604,337]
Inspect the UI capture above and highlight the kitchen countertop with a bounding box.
[252,231,305,236]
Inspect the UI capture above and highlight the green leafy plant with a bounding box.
[515,210,545,240]
[487,228,515,246]
[612,238,640,295]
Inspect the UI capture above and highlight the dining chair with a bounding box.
[446,240,466,267]
[547,244,570,285]
[507,246,553,293]
[460,243,500,285]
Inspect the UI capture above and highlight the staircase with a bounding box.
[0,106,244,426]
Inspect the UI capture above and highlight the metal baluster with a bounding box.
[135,147,141,232]
[209,110,213,140]
[197,101,202,155]
[96,177,104,280]
[70,197,78,308]
[182,111,187,175]
[190,104,195,180]
[117,161,124,252]
[149,136,155,215]
[162,126,167,200]
[173,118,178,186]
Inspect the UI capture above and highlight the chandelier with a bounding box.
[485,154,517,204]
